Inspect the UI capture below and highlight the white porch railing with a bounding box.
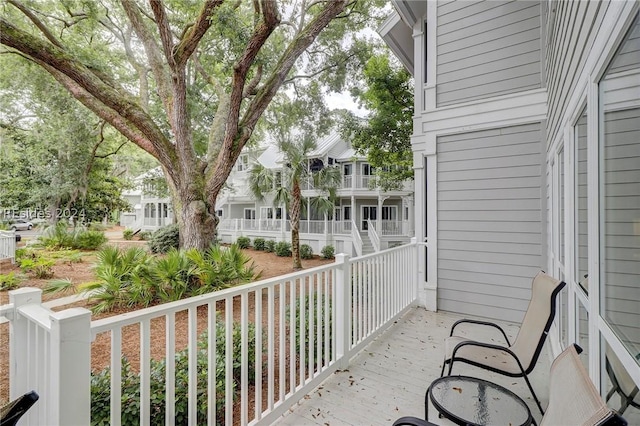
[2,243,419,425]
[351,219,363,257]
[217,219,411,238]
[0,230,16,264]
[332,220,352,235]
[367,219,381,253]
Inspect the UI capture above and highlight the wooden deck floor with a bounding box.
[274,307,551,426]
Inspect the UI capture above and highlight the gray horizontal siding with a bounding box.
[545,0,608,147]
[437,122,544,322]
[436,0,542,107]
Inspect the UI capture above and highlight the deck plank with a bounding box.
[274,307,550,425]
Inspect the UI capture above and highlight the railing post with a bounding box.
[9,288,42,399]
[334,253,351,368]
[49,307,92,425]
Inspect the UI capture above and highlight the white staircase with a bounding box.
[361,233,374,255]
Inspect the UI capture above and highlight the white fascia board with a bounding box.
[378,11,414,74]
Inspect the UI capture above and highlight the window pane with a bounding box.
[577,299,589,371]
[575,108,589,294]
[599,13,640,362]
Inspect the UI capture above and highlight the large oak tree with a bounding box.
[0,0,381,249]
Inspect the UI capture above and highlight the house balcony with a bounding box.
[218,219,413,237]
[298,176,413,194]
[4,240,639,425]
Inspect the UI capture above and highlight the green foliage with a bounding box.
[253,238,266,251]
[44,278,76,294]
[236,236,250,249]
[300,244,313,260]
[265,240,276,253]
[275,241,292,257]
[83,245,259,313]
[39,222,107,250]
[0,272,21,291]
[289,295,333,365]
[19,257,54,279]
[139,231,153,241]
[340,54,414,190]
[148,224,179,254]
[321,245,335,260]
[122,228,134,240]
[90,322,261,425]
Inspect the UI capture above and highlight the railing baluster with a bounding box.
[166,314,176,426]
[308,274,314,378]
[207,303,216,426]
[299,278,306,386]
[225,297,233,426]
[111,328,122,426]
[140,320,151,426]
[278,283,285,402]
[188,307,198,423]
[241,292,248,425]
[289,280,296,395]
[267,286,274,409]
[255,289,263,420]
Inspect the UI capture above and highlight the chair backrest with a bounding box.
[510,271,565,373]
[541,345,619,426]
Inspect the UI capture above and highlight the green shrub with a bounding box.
[138,231,153,241]
[253,238,266,251]
[19,257,54,279]
[90,322,261,426]
[122,228,134,240]
[288,295,332,366]
[0,272,21,291]
[74,230,108,250]
[82,244,260,313]
[39,223,107,250]
[300,244,313,260]
[264,240,276,253]
[87,222,107,231]
[148,224,179,253]
[321,245,335,259]
[275,241,292,257]
[236,236,250,249]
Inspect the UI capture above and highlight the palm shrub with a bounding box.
[39,222,107,250]
[186,244,259,293]
[122,228,134,240]
[300,244,313,259]
[0,272,21,291]
[90,322,261,425]
[152,248,194,303]
[253,238,266,251]
[236,236,250,249]
[148,224,179,253]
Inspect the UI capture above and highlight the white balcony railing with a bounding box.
[367,219,380,253]
[2,243,418,425]
[217,219,411,237]
[0,230,16,264]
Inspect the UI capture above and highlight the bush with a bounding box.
[264,240,276,253]
[253,238,266,251]
[90,322,261,426]
[39,222,107,250]
[288,295,332,365]
[122,228,134,240]
[300,244,313,259]
[139,231,153,241]
[236,236,250,249]
[87,222,107,231]
[275,241,292,257]
[0,272,21,291]
[148,224,179,253]
[321,245,335,259]
[19,257,54,279]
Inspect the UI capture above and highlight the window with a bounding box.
[244,208,255,220]
[574,107,589,294]
[216,209,223,218]
[236,154,249,172]
[343,206,351,221]
[381,206,397,221]
[261,207,273,219]
[598,13,640,362]
[362,163,375,176]
[343,164,352,175]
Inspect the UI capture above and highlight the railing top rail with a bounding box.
[91,260,340,334]
[18,304,53,330]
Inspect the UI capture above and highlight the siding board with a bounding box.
[437,123,544,322]
[436,0,541,106]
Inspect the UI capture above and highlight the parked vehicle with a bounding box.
[9,219,33,231]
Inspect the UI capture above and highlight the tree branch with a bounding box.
[7,0,63,48]
[173,0,224,68]
[149,0,176,69]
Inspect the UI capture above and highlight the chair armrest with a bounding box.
[392,416,437,426]
[450,318,512,345]
[448,340,526,376]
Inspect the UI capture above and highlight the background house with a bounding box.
[122,131,415,256]
[381,0,639,414]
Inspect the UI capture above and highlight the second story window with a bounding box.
[363,163,375,176]
[236,155,249,172]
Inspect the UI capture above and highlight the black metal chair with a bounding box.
[605,347,640,415]
[440,271,565,415]
[0,391,39,426]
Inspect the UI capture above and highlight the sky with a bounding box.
[325,91,368,117]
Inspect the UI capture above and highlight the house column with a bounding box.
[377,195,388,236]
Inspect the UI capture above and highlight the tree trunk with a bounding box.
[173,178,218,251]
[290,180,302,270]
